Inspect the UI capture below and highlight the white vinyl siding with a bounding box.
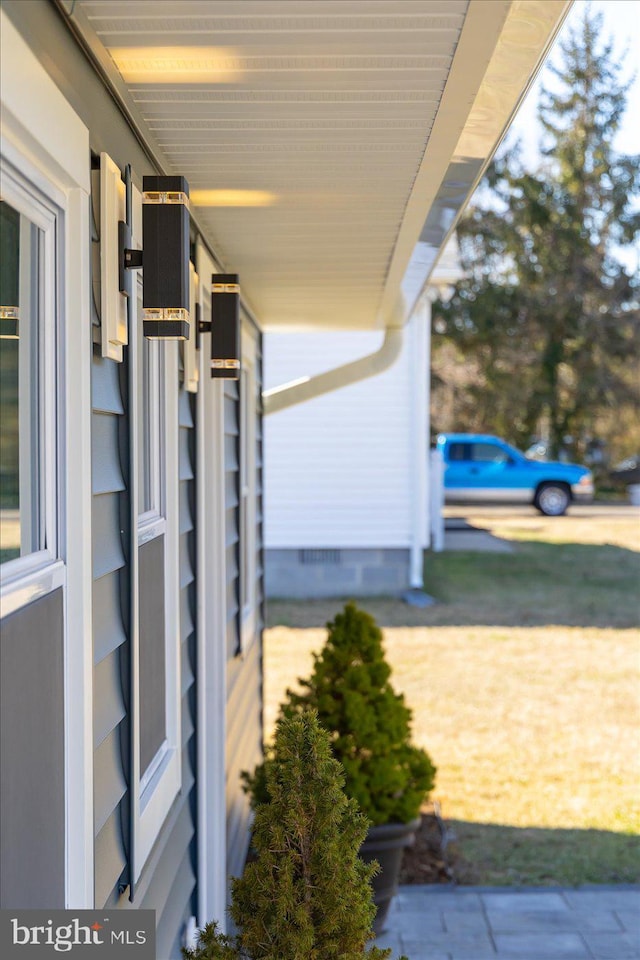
[264,329,413,549]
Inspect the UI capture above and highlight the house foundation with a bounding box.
[265,548,411,599]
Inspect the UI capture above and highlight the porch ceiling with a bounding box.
[71,0,568,331]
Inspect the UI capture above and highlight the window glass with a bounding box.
[448,442,468,462]
[134,281,169,792]
[137,335,153,514]
[471,443,509,464]
[139,536,167,780]
[0,201,41,563]
[136,284,161,517]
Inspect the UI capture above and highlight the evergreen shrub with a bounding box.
[184,711,399,960]
[247,602,436,827]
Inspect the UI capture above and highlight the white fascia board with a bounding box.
[379,0,571,329]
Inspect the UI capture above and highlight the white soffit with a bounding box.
[73,0,568,332]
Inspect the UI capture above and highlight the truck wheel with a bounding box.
[534,482,570,516]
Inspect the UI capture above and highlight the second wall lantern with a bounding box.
[198,274,240,379]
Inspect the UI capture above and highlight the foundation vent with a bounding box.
[299,549,342,565]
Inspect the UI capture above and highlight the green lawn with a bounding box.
[264,508,640,885]
[421,538,639,628]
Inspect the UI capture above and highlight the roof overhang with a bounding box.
[60,0,569,331]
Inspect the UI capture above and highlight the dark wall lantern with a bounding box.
[120,170,191,341]
[141,176,190,339]
[198,274,240,379]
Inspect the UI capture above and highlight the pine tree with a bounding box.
[232,712,396,960]
[279,603,436,827]
[432,7,639,461]
[185,713,398,960]
[182,922,238,960]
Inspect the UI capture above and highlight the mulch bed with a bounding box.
[400,808,458,884]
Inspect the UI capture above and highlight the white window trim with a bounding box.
[1,8,93,908]
[137,516,165,547]
[195,241,228,931]
[0,557,67,620]
[0,166,59,605]
[129,187,181,881]
[239,325,258,652]
[133,340,182,881]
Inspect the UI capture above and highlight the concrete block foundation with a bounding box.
[265,548,411,599]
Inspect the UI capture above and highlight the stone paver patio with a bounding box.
[375,885,640,960]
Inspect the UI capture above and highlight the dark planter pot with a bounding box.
[360,818,420,934]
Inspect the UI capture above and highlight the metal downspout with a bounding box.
[262,325,404,415]
[409,298,430,589]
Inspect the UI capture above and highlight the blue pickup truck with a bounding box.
[436,433,594,516]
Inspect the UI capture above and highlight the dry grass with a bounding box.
[264,625,640,830]
[263,507,640,884]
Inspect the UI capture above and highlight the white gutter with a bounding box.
[263,325,404,415]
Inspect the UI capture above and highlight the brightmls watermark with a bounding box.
[0,911,155,958]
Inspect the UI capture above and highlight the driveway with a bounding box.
[441,502,640,553]
[443,502,637,521]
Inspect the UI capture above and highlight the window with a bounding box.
[448,442,469,462]
[135,283,168,791]
[136,313,161,519]
[131,268,181,880]
[471,443,509,464]
[0,165,60,597]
